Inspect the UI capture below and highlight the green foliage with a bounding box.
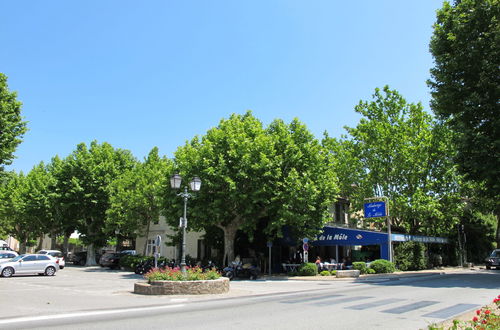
[298,263,318,276]
[323,86,462,237]
[0,73,28,172]
[366,268,376,274]
[107,147,173,255]
[55,141,136,263]
[369,259,396,274]
[320,270,331,276]
[352,261,368,274]
[394,242,427,271]
[330,270,337,276]
[429,0,500,247]
[144,266,221,282]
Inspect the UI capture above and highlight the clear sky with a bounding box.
[1,1,443,173]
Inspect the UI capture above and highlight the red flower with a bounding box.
[476,310,481,315]
[482,319,487,324]
[472,317,478,322]
[484,310,490,315]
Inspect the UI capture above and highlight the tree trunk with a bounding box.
[62,234,70,259]
[19,240,27,254]
[36,234,44,251]
[222,224,239,266]
[86,243,98,266]
[496,208,500,249]
[143,218,152,256]
[50,231,57,250]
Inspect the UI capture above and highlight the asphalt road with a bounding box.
[0,266,499,330]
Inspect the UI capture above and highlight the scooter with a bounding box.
[222,260,259,280]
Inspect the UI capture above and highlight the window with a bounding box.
[37,255,50,260]
[146,239,155,256]
[23,255,37,262]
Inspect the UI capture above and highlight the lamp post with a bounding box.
[170,174,201,274]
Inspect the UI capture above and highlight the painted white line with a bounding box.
[0,304,185,325]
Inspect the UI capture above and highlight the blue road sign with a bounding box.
[364,201,387,218]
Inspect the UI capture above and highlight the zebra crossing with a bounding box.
[279,294,480,320]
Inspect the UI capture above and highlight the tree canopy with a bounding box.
[429,0,500,245]
[0,73,28,172]
[324,86,461,236]
[168,112,338,264]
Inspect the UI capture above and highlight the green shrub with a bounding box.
[320,270,330,276]
[394,241,427,271]
[367,268,376,274]
[298,263,318,276]
[330,270,337,276]
[352,261,368,274]
[369,259,396,273]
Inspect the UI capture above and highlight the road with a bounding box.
[0,266,498,329]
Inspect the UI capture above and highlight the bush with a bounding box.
[320,270,331,276]
[352,261,368,274]
[298,263,318,276]
[367,268,376,274]
[369,259,396,273]
[330,270,337,276]
[394,241,427,271]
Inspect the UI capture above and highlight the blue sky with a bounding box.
[1,1,442,173]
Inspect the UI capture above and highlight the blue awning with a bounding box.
[313,226,388,246]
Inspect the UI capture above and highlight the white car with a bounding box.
[36,250,65,269]
[0,254,58,277]
[0,251,18,264]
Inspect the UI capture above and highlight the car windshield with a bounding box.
[490,251,500,258]
[11,255,25,262]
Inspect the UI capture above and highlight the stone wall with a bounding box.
[134,277,229,295]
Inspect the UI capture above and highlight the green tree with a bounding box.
[59,141,136,265]
[107,147,173,255]
[0,73,28,172]
[0,167,51,253]
[429,0,500,246]
[169,112,337,264]
[324,86,462,236]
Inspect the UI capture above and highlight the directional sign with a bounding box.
[364,201,386,218]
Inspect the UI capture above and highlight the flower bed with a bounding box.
[429,295,500,329]
[134,266,229,295]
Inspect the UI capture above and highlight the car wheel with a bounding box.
[59,266,64,270]
[1,267,14,278]
[486,265,491,270]
[45,266,56,276]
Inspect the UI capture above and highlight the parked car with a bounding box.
[71,251,101,266]
[485,249,500,270]
[36,250,65,269]
[0,246,15,251]
[0,254,58,277]
[0,251,18,263]
[99,250,136,269]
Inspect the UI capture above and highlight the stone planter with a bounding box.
[336,270,360,278]
[134,277,230,295]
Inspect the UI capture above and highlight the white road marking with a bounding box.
[0,304,185,325]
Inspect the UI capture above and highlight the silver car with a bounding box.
[0,254,58,277]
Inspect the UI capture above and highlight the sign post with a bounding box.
[302,238,309,263]
[364,197,392,262]
[154,235,161,268]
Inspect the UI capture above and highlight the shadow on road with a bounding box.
[360,271,500,290]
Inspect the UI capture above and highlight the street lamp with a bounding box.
[170,174,201,274]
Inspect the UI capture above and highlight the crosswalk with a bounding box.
[279,294,480,320]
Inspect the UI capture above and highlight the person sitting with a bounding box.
[315,256,323,271]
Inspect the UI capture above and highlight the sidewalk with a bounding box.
[258,266,476,282]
